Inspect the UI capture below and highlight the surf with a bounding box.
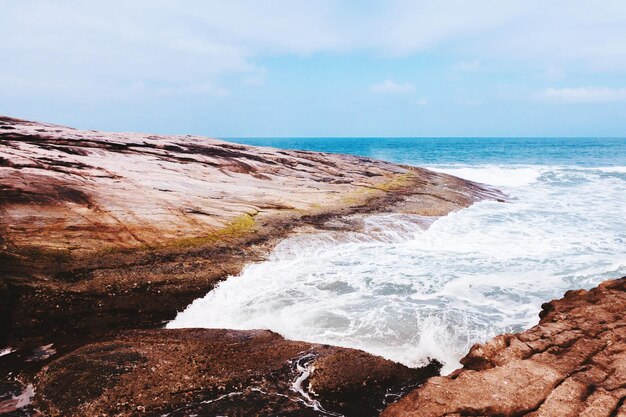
[169,164,626,374]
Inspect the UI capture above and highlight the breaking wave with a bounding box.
[169,165,626,374]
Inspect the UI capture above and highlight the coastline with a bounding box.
[4,117,623,416]
[1,116,498,415]
[0,116,498,350]
[22,277,626,416]
[3,3,625,416]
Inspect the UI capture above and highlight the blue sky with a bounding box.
[2,0,626,137]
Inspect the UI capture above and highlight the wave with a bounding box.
[169,164,626,374]
[595,166,626,173]
[427,165,544,187]
[428,164,626,188]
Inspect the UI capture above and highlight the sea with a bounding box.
[169,137,626,374]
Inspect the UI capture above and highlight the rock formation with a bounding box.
[2,116,624,417]
[32,329,440,417]
[381,277,626,417]
[0,115,487,258]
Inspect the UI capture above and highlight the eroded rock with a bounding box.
[0,115,500,416]
[381,277,626,417]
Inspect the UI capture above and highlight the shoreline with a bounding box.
[6,276,625,416]
[2,117,624,416]
[1,116,499,415]
[0,116,498,351]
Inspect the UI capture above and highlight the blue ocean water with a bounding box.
[227,137,626,167]
[172,137,626,374]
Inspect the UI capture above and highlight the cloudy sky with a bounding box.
[2,1,626,137]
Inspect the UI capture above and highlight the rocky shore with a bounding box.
[0,116,496,415]
[7,278,623,416]
[382,277,626,417]
[0,115,495,350]
[4,116,622,417]
[32,329,440,416]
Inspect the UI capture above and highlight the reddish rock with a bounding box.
[381,277,626,417]
[0,115,491,259]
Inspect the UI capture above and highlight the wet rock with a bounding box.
[0,381,35,416]
[381,276,626,417]
[0,116,499,416]
[33,329,439,417]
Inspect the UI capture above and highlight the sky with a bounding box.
[2,0,626,137]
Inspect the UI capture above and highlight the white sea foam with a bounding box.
[0,347,15,357]
[595,166,626,173]
[169,165,626,374]
[428,165,544,187]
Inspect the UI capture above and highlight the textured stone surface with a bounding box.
[33,329,440,417]
[0,115,489,258]
[381,277,626,417]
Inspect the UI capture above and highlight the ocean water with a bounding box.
[169,137,626,374]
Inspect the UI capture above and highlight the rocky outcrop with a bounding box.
[3,117,625,417]
[0,115,488,258]
[0,115,497,350]
[32,329,440,417]
[381,277,626,417]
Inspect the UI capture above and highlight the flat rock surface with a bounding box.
[0,115,489,258]
[32,329,440,417]
[381,277,626,417]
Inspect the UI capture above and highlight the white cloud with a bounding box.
[370,80,414,94]
[2,1,626,102]
[0,1,338,101]
[361,1,527,56]
[537,87,626,103]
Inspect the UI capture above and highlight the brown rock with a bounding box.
[33,329,440,417]
[381,277,626,417]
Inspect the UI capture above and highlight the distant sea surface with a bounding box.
[226,136,626,167]
[171,137,626,373]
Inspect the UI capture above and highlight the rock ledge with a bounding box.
[33,329,440,417]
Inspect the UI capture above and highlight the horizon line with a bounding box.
[222,136,626,139]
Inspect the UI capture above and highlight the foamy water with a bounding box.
[169,165,626,374]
